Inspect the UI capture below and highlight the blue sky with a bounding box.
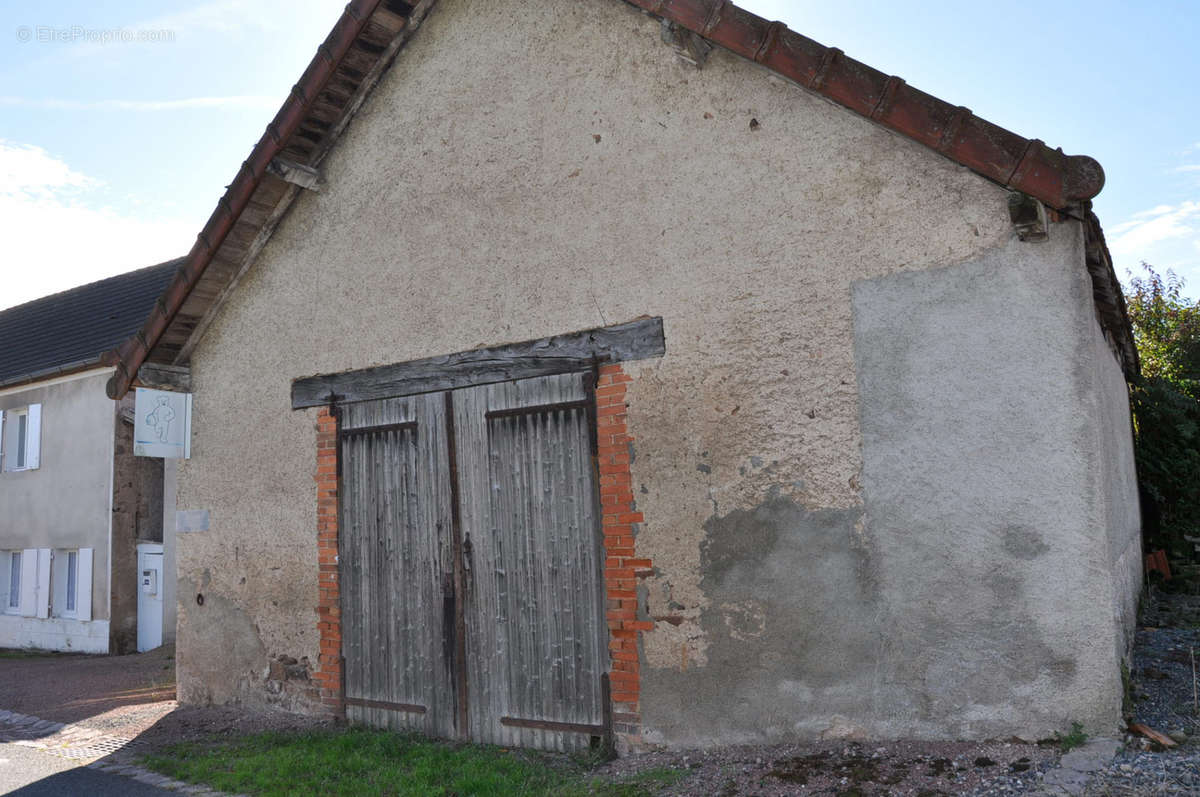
[1,0,1198,309]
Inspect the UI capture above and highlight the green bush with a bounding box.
[1131,377,1200,554]
[1127,265,1200,560]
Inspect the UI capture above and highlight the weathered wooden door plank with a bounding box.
[456,372,609,752]
[443,390,470,736]
[339,394,456,736]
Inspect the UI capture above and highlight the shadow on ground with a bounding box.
[0,645,175,727]
[0,645,181,794]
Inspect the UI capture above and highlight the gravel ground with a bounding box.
[1130,595,1200,736]
[598,738,1060,796]
[1081,748,1200,795]
[1077,585,1200,795]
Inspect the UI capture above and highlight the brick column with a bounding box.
[313,407,343,716]
[596,363,653,749]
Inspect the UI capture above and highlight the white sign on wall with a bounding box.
[134,388,192,459]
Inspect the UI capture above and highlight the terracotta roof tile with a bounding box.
[637,0,1104,207]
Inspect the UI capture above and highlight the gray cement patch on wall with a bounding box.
[639,226,1138,746]
[641,496,878,747]
[851,225,1128,740]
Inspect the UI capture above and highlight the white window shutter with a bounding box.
[0,409,5,469]
[25,404,41,469]
[35,549,50,619]
[76,548,93,622]
[19,549,37,617]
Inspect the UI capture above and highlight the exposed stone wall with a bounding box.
[109,409,139,654]
[110,396,165,654]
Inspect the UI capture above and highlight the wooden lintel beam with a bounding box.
[291,317,666,409]
[266,157,323,191]
[135,362,192,392]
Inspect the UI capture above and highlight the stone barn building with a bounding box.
[106,0,1141,751]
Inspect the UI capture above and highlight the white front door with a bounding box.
[136,545,164,652]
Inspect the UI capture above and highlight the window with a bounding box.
[50,548,91,621]
[14,410,27,468]
[2,549,52,618]
[6,551,20,612]
[0,404,41,471]
[65,551,77,614]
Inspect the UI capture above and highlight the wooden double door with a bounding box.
[337,372,609,751]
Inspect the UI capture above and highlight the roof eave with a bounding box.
[0,356,113,392]
[105,0,400,400]
[629,0,1104,207]
[1079,203,1140,377]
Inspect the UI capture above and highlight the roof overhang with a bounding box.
[635,0,1105,208]
[106,0,426,399]
[0,362,116,396]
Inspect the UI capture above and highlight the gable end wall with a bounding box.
[173,0,1138,743]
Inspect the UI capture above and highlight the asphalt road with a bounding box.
[0,742,174,796]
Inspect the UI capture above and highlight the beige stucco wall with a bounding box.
[175,0,1138,742]
[0,369,114,624]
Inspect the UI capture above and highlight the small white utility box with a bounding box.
[137,543,164,652]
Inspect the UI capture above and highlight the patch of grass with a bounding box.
[1054,721,1089,752]
[141,728,685,797]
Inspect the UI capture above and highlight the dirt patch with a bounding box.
[598,739,1058,796]
[769,748,909,787]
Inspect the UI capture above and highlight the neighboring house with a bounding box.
[0,261,181,654]
[106,0,1140,751]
